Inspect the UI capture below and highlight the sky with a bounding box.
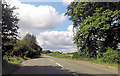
[7,0,77,53]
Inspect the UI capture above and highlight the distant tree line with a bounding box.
[66,2,120,63]
[42,50,53,54]
[42,50,62,54]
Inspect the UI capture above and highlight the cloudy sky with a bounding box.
[8,0,77,53]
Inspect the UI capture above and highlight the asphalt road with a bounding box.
[13,54,119,76]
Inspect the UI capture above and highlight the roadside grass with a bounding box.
[2,55,40,74]
[47,53,118,68]
[2,56,25,74]
[3,60,21,74]
[92,60,119,68]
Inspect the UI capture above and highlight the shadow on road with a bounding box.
[2,60,20,75]
[2,65,118,76]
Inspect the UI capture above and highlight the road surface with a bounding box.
[13,54,119,76]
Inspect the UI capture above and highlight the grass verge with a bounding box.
[2,56,25,74]
[47,53,118,68]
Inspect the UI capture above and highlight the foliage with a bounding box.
[2,1,19,43]
[47,52,118,68]
[66,2,120,63]
[1,1,42,74]
[97,47,120,63]
[2,56,23,74]
[12,33,42,58]
[2,34,43,74]
[47,52,72,59]
[3,33,42,59]
[2,1,19,56]
[2,40,16,56]
[72,48,94,59]
[3,55,24,64]
[42,50,52,54]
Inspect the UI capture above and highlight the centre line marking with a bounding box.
[56,63,64,68]
[51,60,54,62]
[72,73,79,76]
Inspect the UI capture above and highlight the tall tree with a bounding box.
[2,1,19,56]
[2,1,19,43]
[66,2,120,57]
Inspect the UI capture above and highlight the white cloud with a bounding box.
[62,0,74,5]
[36,25,77,53]
[6,0,66,38]
[7,0,66,29]
[17,5,66,29]
[67,25,73,32]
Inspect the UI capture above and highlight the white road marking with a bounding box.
[56,63,64,68]
[51,60,54,62]
[49,59,64,70]
[72,73,79,76]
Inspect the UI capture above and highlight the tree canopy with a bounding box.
[2,2,19,43]
[66,2,120,63]
[2,1,19,56]
[12,33,42,58]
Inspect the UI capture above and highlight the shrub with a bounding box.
[72,47,94,59]
[97,47,120,63]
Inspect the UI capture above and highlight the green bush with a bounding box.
[73,47,120,64]
[72,47,93,59]
[72,52,79,58]
[97,47,120,63]
[7,34,42,58]
[3,55,24,62]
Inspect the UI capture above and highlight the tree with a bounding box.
[22,33,36,47]
[66,2,120,58]
[12,33,42,58]
[2,1,19,56]
[42,50,52,54]
[22,33,42,56]
[2,1,19,43]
